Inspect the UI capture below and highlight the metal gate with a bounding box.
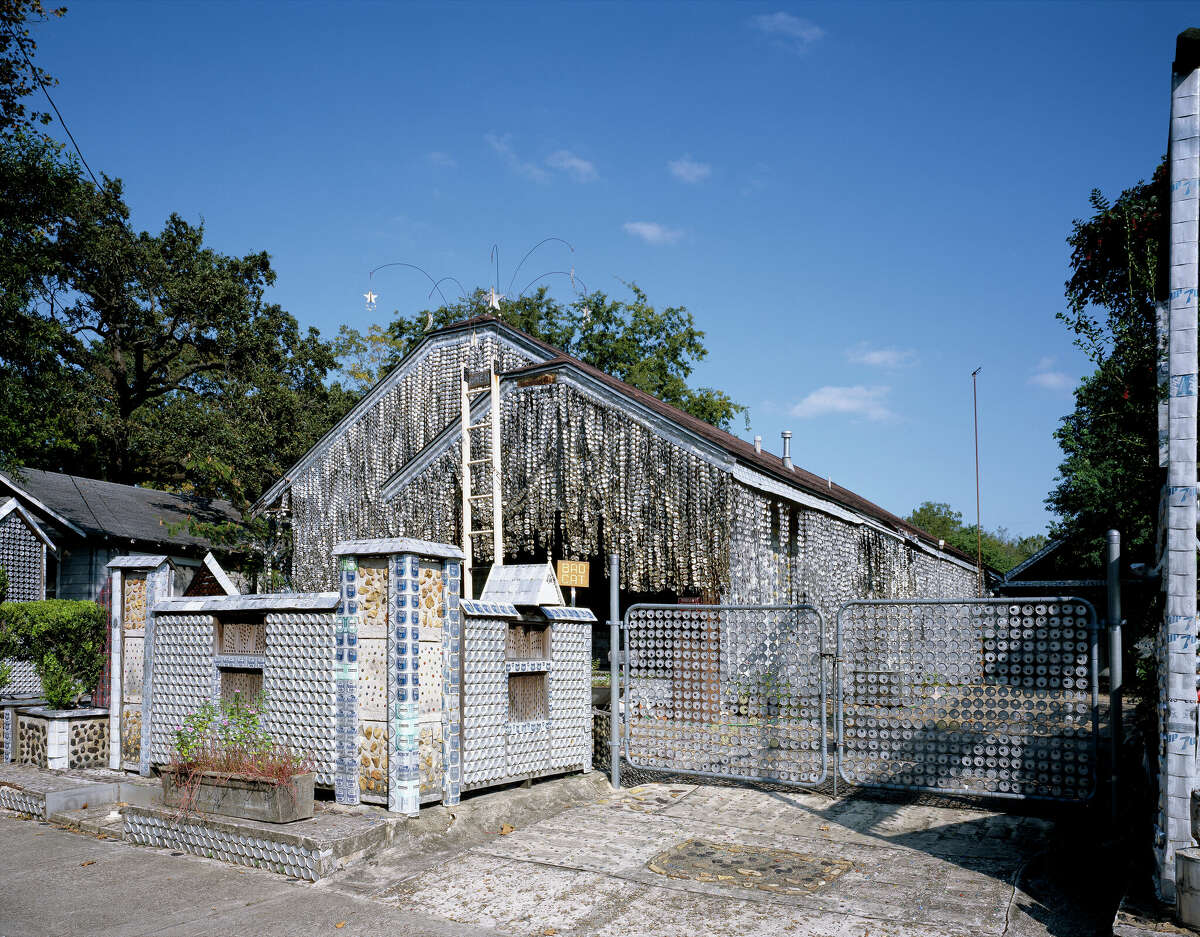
[619,597,1099,801]
[622,604,828,787]
[837,598,1099,801]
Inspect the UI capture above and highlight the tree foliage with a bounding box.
[1047,161,1167,570]
[0,599,107,708]
[0,0,65,138]
[337,285,747,430]
[0,133,356,509]
[906,501,1048,574]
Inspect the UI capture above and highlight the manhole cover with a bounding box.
[646,839,852,895]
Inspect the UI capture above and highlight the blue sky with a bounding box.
[30,2,1194,537]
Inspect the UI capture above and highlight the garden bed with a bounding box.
[162,769,314,823]
[16,707,108,770]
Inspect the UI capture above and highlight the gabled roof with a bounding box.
[261,314,976,567]
[0,497,58,552]
[438,319,975,565]
[1001,538,1066,582]
[1,468,240,554]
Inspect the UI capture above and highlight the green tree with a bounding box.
[906,502,964,544]
[0,134,355,503]
[339,284,746,430]
[906,500,1047,574]
[1047,160,1166,571]
[0,133,93,475]
[0,0,66,139]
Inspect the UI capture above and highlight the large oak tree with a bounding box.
[337,284,746,430]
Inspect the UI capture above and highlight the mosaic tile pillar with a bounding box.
[334,557,361,805]
[108,568,123,770]
[388,553,421,815]
[1159,32,1200,901]
[138,562,173,776]
[442,560,462,806]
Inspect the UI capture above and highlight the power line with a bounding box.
[3,17,99,186]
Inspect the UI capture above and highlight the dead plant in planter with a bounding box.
[166,692,315,820]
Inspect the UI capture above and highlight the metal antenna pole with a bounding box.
[972,367,983,595]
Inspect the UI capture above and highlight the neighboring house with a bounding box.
[995,535,1145,615]
[0,468,242,601]
[0,497,57,602]
[255,314,978,623]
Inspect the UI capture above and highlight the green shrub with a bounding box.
[0,599,107,709]
[0,566,8,603]
[37,653,84,710]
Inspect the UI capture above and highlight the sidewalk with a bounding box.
[0,765,1119,936]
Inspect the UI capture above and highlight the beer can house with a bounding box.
[253,315,978,628]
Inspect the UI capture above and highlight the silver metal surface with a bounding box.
[1107,530,1123,824]
[622,603,827,787]
[836,598,1099,801]
[609,552,620,790]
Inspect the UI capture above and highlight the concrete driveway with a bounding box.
[338,780,1115,936]
[0,778,1117,936]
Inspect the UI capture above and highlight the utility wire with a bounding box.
[3,18,99,186]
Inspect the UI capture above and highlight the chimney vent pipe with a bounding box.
[754,435,762,454]
[781,431,793,470]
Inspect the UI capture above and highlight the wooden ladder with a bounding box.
[460,360,503,598]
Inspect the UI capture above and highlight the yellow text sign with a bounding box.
[556,560,590,589]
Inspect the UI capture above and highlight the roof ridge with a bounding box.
[456,317,965,557]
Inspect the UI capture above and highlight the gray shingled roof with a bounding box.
[0,468,241,553]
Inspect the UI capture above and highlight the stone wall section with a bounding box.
[17,715,45,765]
[67,715,108,769]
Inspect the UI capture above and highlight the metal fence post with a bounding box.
[1107,529,1123,825]
[608,552,621,789]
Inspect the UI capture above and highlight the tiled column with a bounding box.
[138,561,173,777]
[108,568,123,770]
[388,553,421,815]
[442,559,462,806]
[1160,29,1200,901]
[334,557,361,805]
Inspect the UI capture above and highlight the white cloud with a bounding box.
[739,161,772,197]
[847,345,917,368]
[750,11,825,53]
[427,151,456,168]
[484,133,549,182]
[623,221,684,245]
[1029,370,1072,391]
[668,155,712,184]
[546,149,597,182]
[1029,356,1073,391]
[790,385,893,421]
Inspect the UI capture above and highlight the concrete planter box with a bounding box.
[2,697,46,763]
[162,771,315,823]
[16,707,109,770]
